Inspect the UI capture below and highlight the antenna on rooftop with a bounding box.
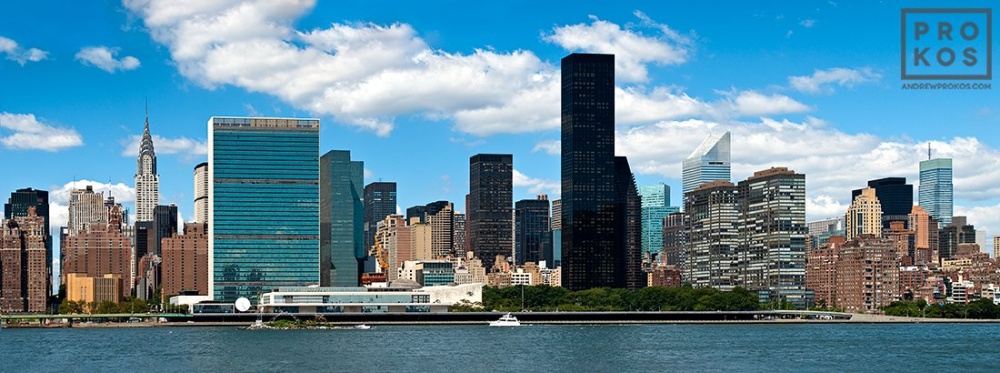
[928,142,932,160]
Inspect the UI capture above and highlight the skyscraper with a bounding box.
[152,204,178,255]
[682,132,731,195]
[560,53,621,290]
[919,157,953,226]
[845,187,883,240]
[135,113,159,222]
[851,177,912,229]
[662,212,686,266]
[615,157,644,290]
[684,181,740,290]
[468,153,513,270]
[425,201,454,258]
[0,206,48,312]
[738,167,808,308]
[550,199,562,268]
[363,182,397,256]
[639,183,680,256]
[193,162,209,223]
[320,150,364,287]
[68,186,107,236]
[453,212,467,256]
[162,222,208,299]
[909,205,935,264]
[515,195,550,265]
[209,117,320,302]
[4,188,50,293]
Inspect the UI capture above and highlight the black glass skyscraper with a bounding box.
[363,182,396,255]
[614,157,644,290]
[514,196,550,265]
[851,177,913,229]
[561,53,619,290]
[152,204,178,255]
[469,153,513,270]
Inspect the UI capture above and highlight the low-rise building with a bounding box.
[65,273,123,305]
[648,265,682,287]
[256,283,482,313]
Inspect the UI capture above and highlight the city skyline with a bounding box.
[3,1,1000,259]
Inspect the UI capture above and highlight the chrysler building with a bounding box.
[135,112,159,222]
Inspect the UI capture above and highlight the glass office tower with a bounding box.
[919,158,953,226]
[209,117,320,302]
[561,53,618,291]
[639,183,680,256]
[320,150,364,287]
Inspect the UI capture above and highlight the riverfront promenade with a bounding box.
[5,310,1000,328]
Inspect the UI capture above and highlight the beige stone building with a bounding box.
[845,187,883,240]
[66,273,123,305]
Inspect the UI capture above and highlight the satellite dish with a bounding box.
[235,297,251,312]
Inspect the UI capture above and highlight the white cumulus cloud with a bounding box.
[513,169,560,197]
[0,112,83,151]
[0,35,48,65]
[789,67,881,94]
[543,11,694,83]
[124,1,697,136]
[532,140,561,155]
[121,134,207,157]
[75,46,141,73]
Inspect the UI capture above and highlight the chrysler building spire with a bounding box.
[135,108,159,222]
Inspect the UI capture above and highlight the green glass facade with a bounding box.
[209,117,321,302]
[320,150,364,287]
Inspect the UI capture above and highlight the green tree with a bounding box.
[58,299,85,314]
[95,301,118,314]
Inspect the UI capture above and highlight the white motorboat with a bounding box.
[354,324,371,330]
[489,313,521,327]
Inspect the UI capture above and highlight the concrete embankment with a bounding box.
[6,311,1000,328]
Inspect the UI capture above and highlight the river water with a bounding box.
[2,323,997,372]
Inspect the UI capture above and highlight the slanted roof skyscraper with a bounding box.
[682,132,731,195]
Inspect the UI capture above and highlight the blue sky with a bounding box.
[2,0,1000,253]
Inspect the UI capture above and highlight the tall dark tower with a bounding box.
[469,153,513,270]
[363,182,397,256]
[561,53,618,290]
[615,157,644,290]
[514,195,550,266]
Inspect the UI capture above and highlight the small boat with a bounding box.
[354,324,371,330]
[489,313,521,327]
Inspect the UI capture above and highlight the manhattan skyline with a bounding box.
[1,0,999,259]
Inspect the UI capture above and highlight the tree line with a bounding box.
[451,285,762,312]
[883,299,1000,319]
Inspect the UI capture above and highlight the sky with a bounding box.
[2,0,1000,257]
